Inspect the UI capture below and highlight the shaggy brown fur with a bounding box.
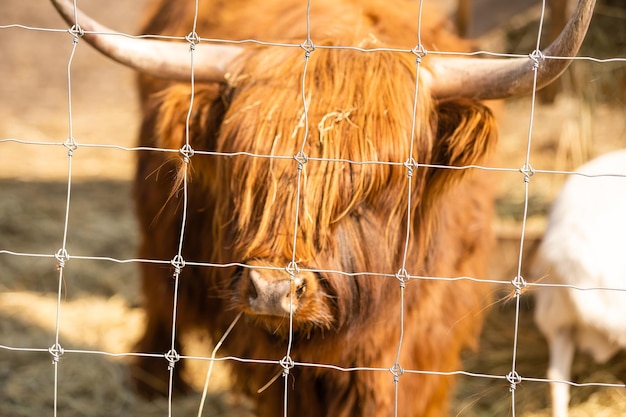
[132,0,497,416]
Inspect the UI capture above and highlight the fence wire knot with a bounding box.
[395,268,410,288]
[64,137,78,155]
[300,40,316,58]
[294,151,308,171]
[55,248,70,269]
[171,255,185,276]
[519,163,535,183]
[529,49,545,69]
[404,158,418,178]
[390,363,404,383]
[511,275,527,295]
[179,144,195,163]
[165,349,180,370]
[49,343,64,364]
[411,44,428,64]
[68,24,84,41]
[506,371,522,392]
[279,355,295,376]
[185,31,201,50]
[528,49,546,69]
[285,261,300,277]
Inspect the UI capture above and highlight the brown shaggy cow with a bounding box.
[50,0,595,415]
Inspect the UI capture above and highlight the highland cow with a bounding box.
[50,0,595,415]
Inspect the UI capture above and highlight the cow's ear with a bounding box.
[427,98,497,191]
[152,83,226,151]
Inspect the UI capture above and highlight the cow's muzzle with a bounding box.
[243,268,309,317]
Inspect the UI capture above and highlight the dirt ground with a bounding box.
[1,1,625,416]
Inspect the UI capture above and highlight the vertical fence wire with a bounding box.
[280,1,316,413]
[391,1,428,415]
[507,0,548,415]
[163,1,203,415]
[50,11,84,417]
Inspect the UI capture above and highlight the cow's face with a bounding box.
[153,46,497,335]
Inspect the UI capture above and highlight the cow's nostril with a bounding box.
[247,278,258,300]
[295,281,306,298]
[247,269,263,300]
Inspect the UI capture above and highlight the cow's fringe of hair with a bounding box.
[152,45,497,279]
[213,46,433,269]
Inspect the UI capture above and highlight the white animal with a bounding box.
[533,149,626,417]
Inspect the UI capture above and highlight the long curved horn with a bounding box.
[50,0,242,82]
[430,0,596,100]
[51,0,594,96]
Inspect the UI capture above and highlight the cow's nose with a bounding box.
[247,269,306,316]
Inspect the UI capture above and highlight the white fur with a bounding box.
[533,149,626,417]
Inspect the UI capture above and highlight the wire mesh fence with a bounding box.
[1,0,625,416]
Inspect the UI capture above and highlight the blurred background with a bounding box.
[0,0,624,416]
